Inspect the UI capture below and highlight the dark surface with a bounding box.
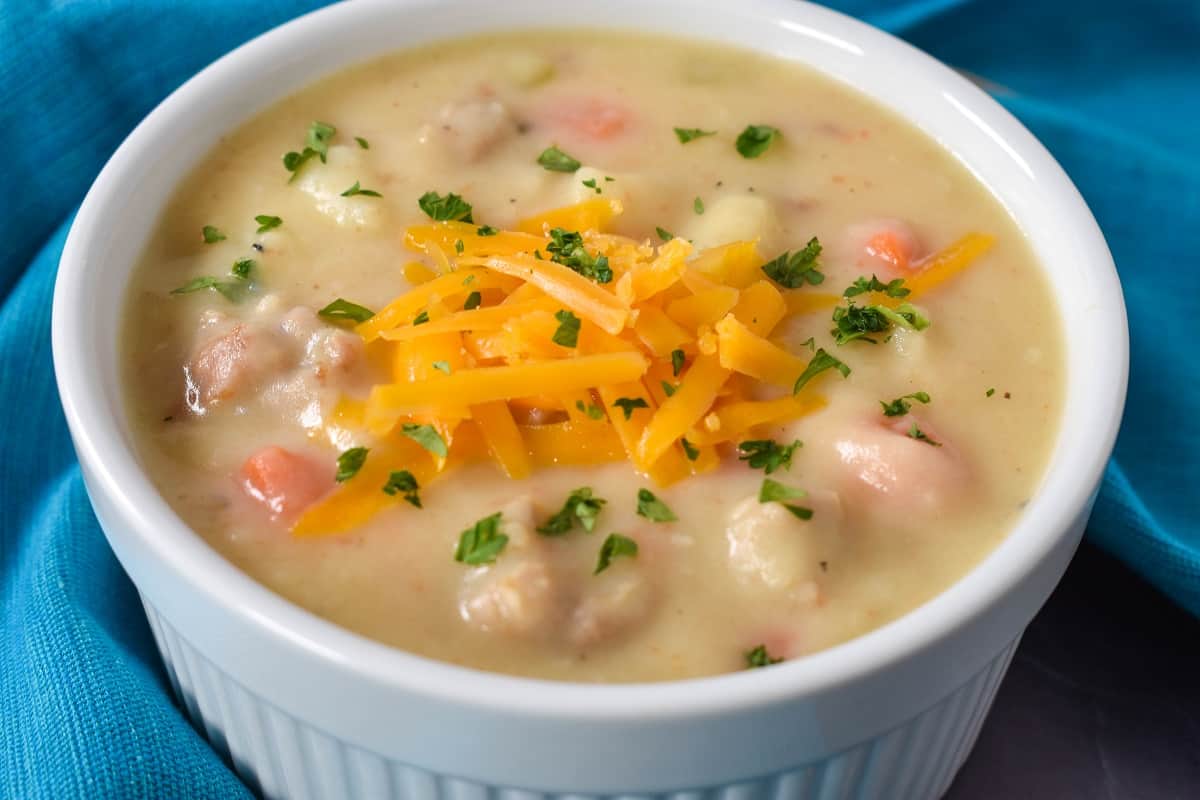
[946,543,1200,799]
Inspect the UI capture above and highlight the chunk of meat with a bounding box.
[725,493,839,598]
[847,219,922,276]
[239,446,331,521]
[184,324,290,413]
[436,98,517,162]
[570,566,654,647]
[542,95,632,142]
[832,415,968,518]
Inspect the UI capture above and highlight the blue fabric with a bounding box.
[1,0,1196,795]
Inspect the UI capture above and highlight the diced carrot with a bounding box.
[547,96,632,141]
[240,446,332,522]
[865,229,915,272]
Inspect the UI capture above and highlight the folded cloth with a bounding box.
[1,1,1196,796]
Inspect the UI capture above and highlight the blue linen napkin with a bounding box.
[1,1,1196,796]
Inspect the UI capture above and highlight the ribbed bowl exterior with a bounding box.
[144,598,1016,800]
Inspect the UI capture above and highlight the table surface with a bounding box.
[946,542,1200,798]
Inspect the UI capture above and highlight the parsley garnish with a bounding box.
[355,136,370,149]
[454,512,507,565]
[431,360,451,374]
[762,238,824,288]
[201,225,226,244]
[612,397,649,420]
[880,391,931,417]
[283,121,336,181]
[582,177,601,194]
[318,298,375,323]
[799,336,816,352]
[341,181,382,198]
[463,291,482,310]
[844,274,910,299]
[831,302,929,345]
[552,309,581,347]
[454,239,465,254]
[674,127,716,143]
[737,439,802,474]
[538,487,606,535]
[735,124,780,158]
[793,348,850,393]
[745,644,783,668]
[382,470,421,508]
[907,423,942,447]
[636,488,677,522]
[655,226,675,241]
[170,256,254,301]
[671,349,686,376]
[660,380,677,397]
[594,533,638,574]
[418,191,474,222]
[986,387,996,397]
[681,438,700,461]
[412,310,430,325]
[575,400,605,420]
[230,258,254,280]
[401,423,448,457]
[254,215,283,234]
[546,228,612,283]
[758,478,812,519]
[693,196,705,215]
[537,145,581,173]
[335,447,368,482]
[476,225,499,236]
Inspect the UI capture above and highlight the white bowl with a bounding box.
[52,1,1127,798]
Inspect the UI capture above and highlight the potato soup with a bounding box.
[122,31,1064,682]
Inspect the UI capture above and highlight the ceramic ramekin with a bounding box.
[52,1,1128,798]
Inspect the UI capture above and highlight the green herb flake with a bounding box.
[832,301,929,345]
[681,438,700,461]
[431,360,452,374]
[762,237,824,288]
[671,349,686,376]
[674,127,717,144]
[306,120,336,161]
[880,391,931,417]
[454,239,465,254]
[575,400,605,420]
[735,124,780,158]
[335,446,368,482]
[986,387,996,397]
[693,196,705,215]
[401,423,448,457]
[230,258,255,280]
[660,380,677,397]
[254,215,283,234]
[454,512,508,565]
[341,180,382,198]
[546,227,612,283]
[412,310,430,326]
[655,226,675,242]
[612,396,649,421]
[582,177,601,194]
[355,136,370,149]
[758,478,812,519]
[476,225,499,236]
[538,487,607,536]
[418,191,474,223]
[318,298,375,323]
[737,439,802,474]
[907,423,942,447]
[536,145,582,173]
[636,488,677,522]
[382,470,421,508]
[799,336,816,352]
[552,309,581,347]
[463,291,483,311]
[201,225,226,244]
[745,644,783,668]
[844,274,910,299]
[594,533,638,574]
[793,348,851,393]
[170,276,234,299]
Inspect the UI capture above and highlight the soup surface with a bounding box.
[123,31,1064,682]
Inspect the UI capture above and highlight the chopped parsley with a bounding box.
[594,533,638,574]
[201,225,226,244]
[674,127,717,143]
[844,274,910,299]
[907,423,942,447]
[575,400,605,420]
[538,487,606,535]
[463,291,482,310]
[283,120,336,180]
[799,336,816,352]
[254,215,283,234]
[170,256,254,301]
[745,644,783,668]
[418,191,474,223]
[335,446,368,482]
[761,238,824,288]
[354,136,370,149]
[582,177,601,194]
[476,225,499,236]
[660,380,677,397]
[552,309,581,347]
[401,423,448,457]
[986,387,996,397]
[831,301,929,345]
[412,310,430,325]
[758,478,812,519]
[680,438,700,461]
[454,512,507,565]
[793,348,850,393]
[318,298,375,323]
[655,226,675,241]
[454,239,465,254]
[880,391,931,417]
[612,396,649,420]
[636,488,677,522]
[382,470,421,508]
[230,258,255,280]
[431,360,451,374]
[735,124,780,158]
[536,145,581,173]
[546,227,612,283]
[693,196,705,215]
[671,349,686,376]
[737,439,802,474]
[341,181,382,198]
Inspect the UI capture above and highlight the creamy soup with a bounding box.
[122,31,1064,682]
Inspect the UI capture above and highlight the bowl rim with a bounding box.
[52,0,1128,720]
